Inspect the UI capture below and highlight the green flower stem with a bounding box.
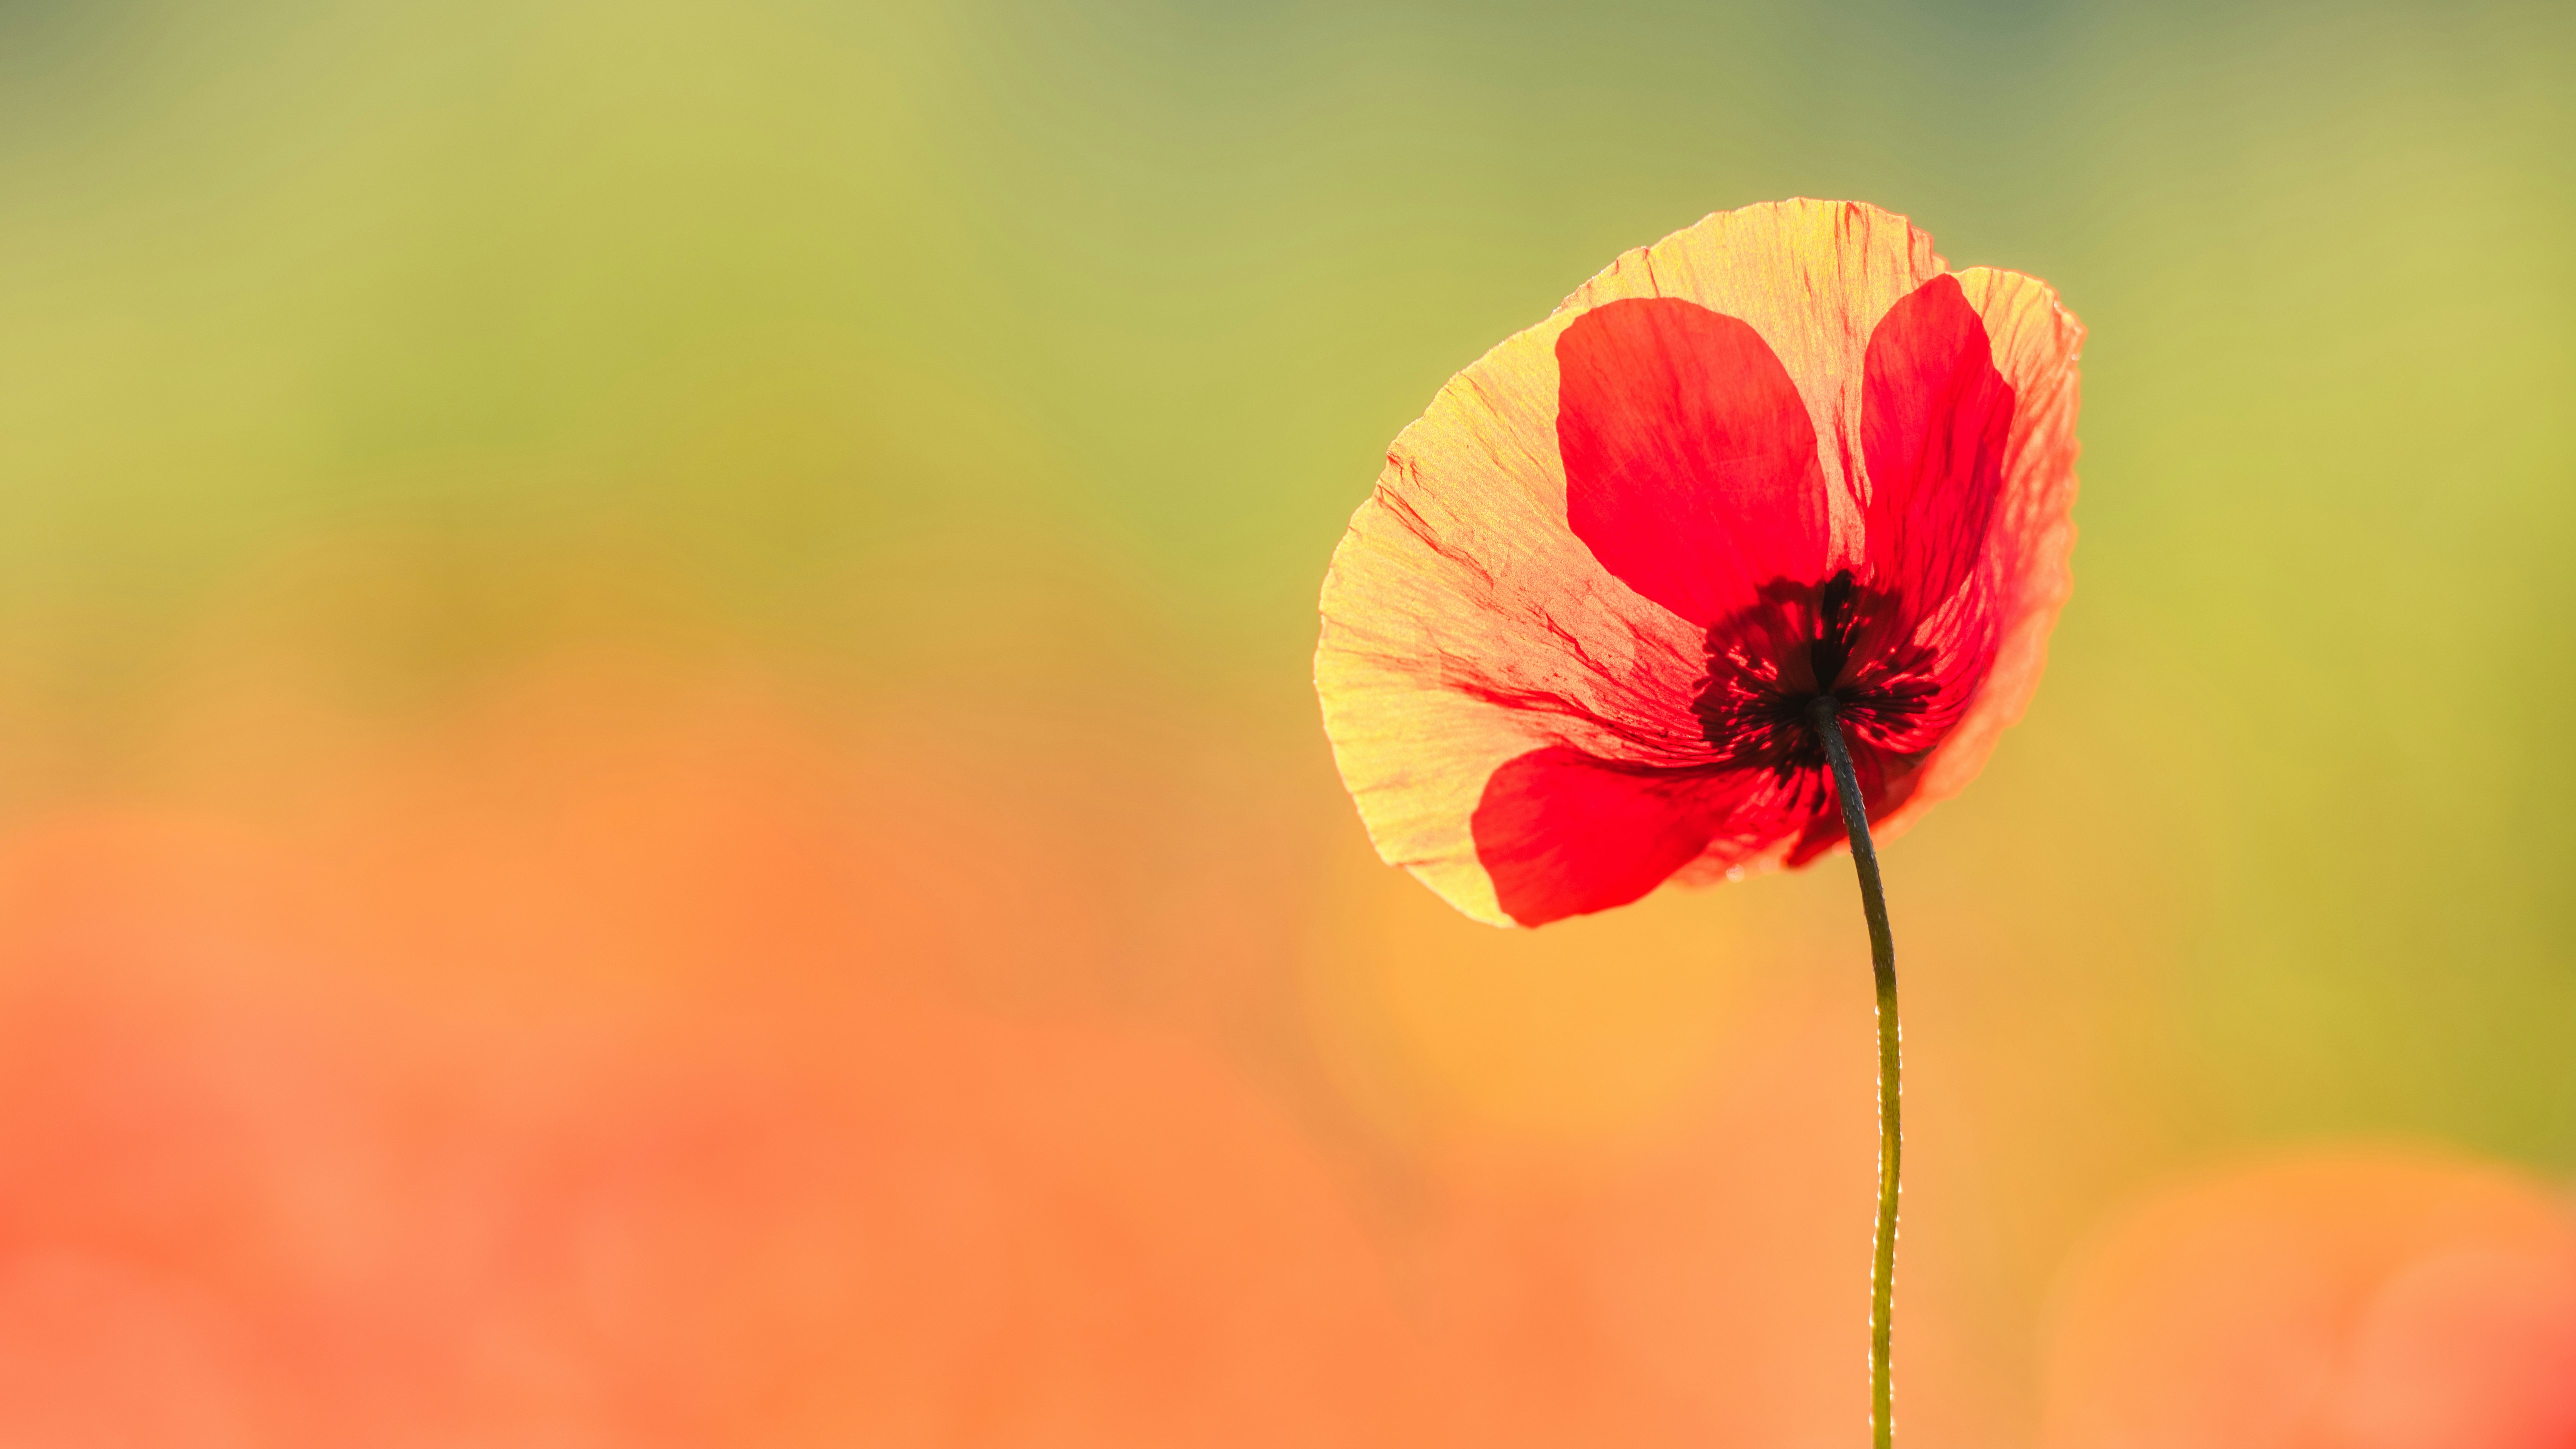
[1808,696,1901,1449]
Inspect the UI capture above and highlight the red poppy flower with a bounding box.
[1317,199,2083,927]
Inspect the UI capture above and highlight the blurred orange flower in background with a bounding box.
[0,659,1433,1446]
[2042,1148,2576,1449]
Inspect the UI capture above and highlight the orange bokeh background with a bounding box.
[3,632,2569,1444]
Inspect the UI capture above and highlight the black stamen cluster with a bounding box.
[1691,570,1930,780]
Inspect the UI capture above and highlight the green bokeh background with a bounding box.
[1,0,2572,1416]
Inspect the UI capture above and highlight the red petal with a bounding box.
[1471,748,1750,927]
[1860,274,2017,616]
[1558,298,1828,627]
[1864,266,2082,847]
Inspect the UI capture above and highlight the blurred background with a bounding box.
[0,0,2570,1442]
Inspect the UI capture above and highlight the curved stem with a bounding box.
[1808,697,1900,1449]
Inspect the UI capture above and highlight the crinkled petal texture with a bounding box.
[1316,199,2082,927]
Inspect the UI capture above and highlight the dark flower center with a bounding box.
[1690,570,1942,777]
[1808,569,1861,697]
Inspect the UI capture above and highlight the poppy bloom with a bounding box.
[1316,199,2082,929]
